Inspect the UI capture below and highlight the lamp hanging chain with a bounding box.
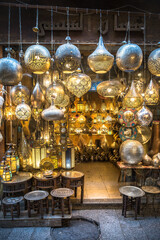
[36,5,39,44]
[51,6,54,54]
[100,9,102,36]
[8,5,11,56]
[143,13,146,73]
[128,11,130,43]
[19,7,22,51]
[67,7,70,38]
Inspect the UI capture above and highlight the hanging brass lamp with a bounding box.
[46,81,65,105]
[10,82,30,105]
[31,79,45,107]
[144,79,159,105]
[137,103,153,126]
[67,72,91,98]
[148,47,160,76]
[88,36,114,74]
[97,80,123,98]
[123,81,143,108]
[15,100,31,121]
[55,94,70,108]
[41,99,64,121]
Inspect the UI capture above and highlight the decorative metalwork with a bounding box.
[144,79,159,105]
[15,101,31,120]
[10,82,30,105]
[119,127,137,141]
[41,100,64,121]
[148,48,160,76]
[24,44,51,74]
[116,43,143,72]
[123,81,143,108]
[55,36,81,73]
[120,140,144,165]
[0,56,22,86]
[67,72,91,98]
[46,81,65,104]
[97,80,123,98]
[56,94,69,108]
[137,103,153,126]
[118,108,138,127]
[31,80,45,108]
[87,35,114,74]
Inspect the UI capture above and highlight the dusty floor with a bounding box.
[0,209,160,240]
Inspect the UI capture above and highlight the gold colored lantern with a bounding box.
[5,144,17,175]
[55,94,69,108]
[10,82,30,105]
[148,48,160,76]
[15,101,31,120]
[24,44,51,74]
[97,80,123,98]
[62,137,75,169]
[67,72,91,98]
[88,36,114,74]
[46,81,65,105]
[32,145,46,169]
[77,115,86,124]
[0,157,6,178]
[76,98,85,113]
[144,79,159,105]
[123,81,143,108]
[2,165,12,182]
[31,80,45,108]
[4,104,16,121]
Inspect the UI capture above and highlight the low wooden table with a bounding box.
[119,186,145,220]
[2,172,32,198]
[61,171,84,203]
[141,186,160,217]
[2,196,23,220]
[50,188,74,217]
[34,172,61,191]
[24,190,49,219]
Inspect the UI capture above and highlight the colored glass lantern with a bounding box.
[144,79,159,105]
[5,144,17,175]
[118,108,138,127]
[123,81,143,108]
[119,126,137,141]
[88,35,114,74]
[2,165,12,182]
[0,157,6,179]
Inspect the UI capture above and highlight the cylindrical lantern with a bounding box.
[0,157,6,179]
[62,137,75,169]
[2,165,12,182]
[32,146,46,169]
[5,144,18,175]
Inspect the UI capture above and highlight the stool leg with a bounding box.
[61,198,64,218]
[52,197,55,215]
[3,204,6,218]
[122,195,125,216]
[81,185,84,204]
[124,195,127,218]
[17,203,20,217]
[28,201,31,218]
[46,197,49,214]
[68,197,72,215]
[75,187,77,198]
[138,198,141,215]
[135,198,139,220]
[40,200,43,219]
[11,205,13,220]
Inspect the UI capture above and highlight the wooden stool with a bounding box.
[119,186,145,220]
[141,186,160,217]
[50,188,74,217]
[34,172,61,191]
[2,196,23,220]
[61,171,84,203]
[24,190,49,219]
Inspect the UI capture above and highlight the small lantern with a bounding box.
[76,98,85,113]
[2,165,12,182]
[4,104,16,121]
[5,144,17,175]
[62,137,75,169]
[0,157,6,179]
[32,146,46,169]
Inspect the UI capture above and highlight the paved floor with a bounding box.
[0,209,160,240]
[75,162,126,201]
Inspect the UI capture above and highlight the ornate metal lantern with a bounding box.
[137,103,153,126]
[46,81,65,104]
[120,140,144,165]
[118,108,138,127]
[0,56,22,86]
[148,48,160,76]
[55,36,81,73]
[0,157,6,178]
[31,80,45,108]
[32,145,46,169]
[62,137,75,169]
[15,101,31,121]
[2,165,12,182]
[123,81,143,108]
[116,43,143,72]
[41,100,64,121]
[88,36,114,74]
[119,127,137,141]
[67,72,91,98]
[56,94,70,108]
[10,82,30,105]
[24,44,51,74]
[97,80,123,98]
[5,144,17,175]
[144,79,159,105]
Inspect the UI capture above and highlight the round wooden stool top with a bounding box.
[2,172,32,184]
[119,186,145,198]
[142,186,160,194]
[34,171,60,181]
[2,196,23,205]
[61,171,84,180]
[24,190,49,201]
[50,188,74,198]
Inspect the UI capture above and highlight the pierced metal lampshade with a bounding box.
[31,80,45,108]
[55,94,70,108]
[55,36,81,73]
[144,79,159,105]
[116,43,143,72]
[88,36,114,74]
[67,72,91,98]
[120,140,144,165]
[0,56,22,86]
[46,81,65,104]
[24,44,51,74]
[148,48,160,76]
[97,80,123,98]
[41,100,64,121]
[118,108,138,127]
[15,101,31,120]
[10,82,30,105]
[123,81,143,108]
[137,103,153,126]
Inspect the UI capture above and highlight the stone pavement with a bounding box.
[0,209,160,240]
